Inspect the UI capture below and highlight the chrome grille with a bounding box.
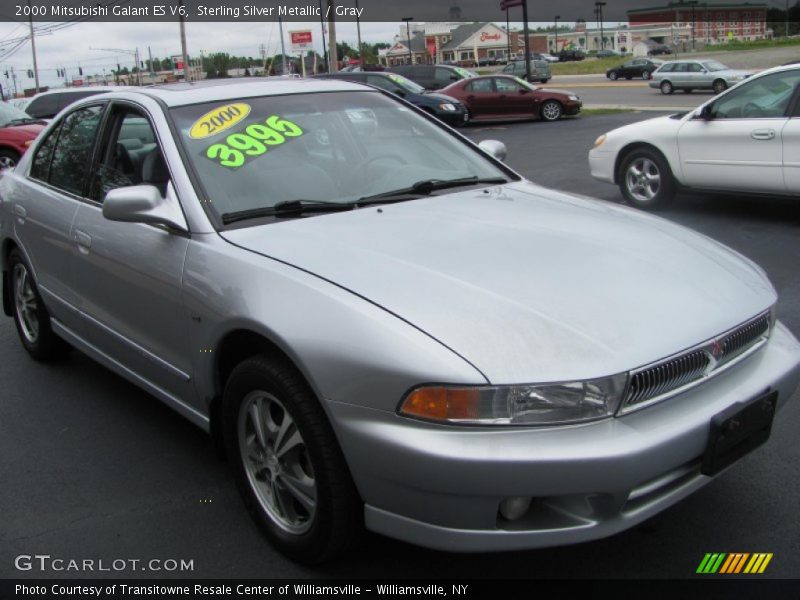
[622,311,771,412]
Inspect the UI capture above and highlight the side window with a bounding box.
[712,71,800,119]
[26,94,60,119]
[674,63,689,73]
[659,64,674,73]
[91,109,167,201]
[48,105,104,196]
[495,78,521,93]
[367,75,401,94]
[29,123,62,182]
[435,67,455,83]
[467,79,494,92]
[689,63,704,73]
[502,64,513,74]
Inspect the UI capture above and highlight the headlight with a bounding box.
[399,373,628,426]
[437,103,457,112]
[593,134,607,148]
[731,75,745,81]
[568,95,579,101]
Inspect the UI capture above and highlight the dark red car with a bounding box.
[440,75,582,122]
[0,102,46,168]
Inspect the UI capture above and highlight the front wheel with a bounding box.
[9,249,71,361]
[0,148,21,170]
[618,149,675,210]
[540,100,563,122]
[609,71,618,80]
[223,354,362,564]
[712,79,727,94]
[643,70,652,80]
[660,80,674,95]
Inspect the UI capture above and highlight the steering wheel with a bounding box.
[356,153,409,170]
[742,102,762,118]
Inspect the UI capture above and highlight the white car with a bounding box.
[589,63,800,209]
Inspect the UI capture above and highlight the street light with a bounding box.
[688,0,698,51]
[554,15,560,54]
[595,1,607,50]
[402,17,414,65]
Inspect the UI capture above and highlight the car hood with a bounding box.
[423,92,461,104]
[537,88,577,98]
[221,182,775,384]
[0,122,45,138]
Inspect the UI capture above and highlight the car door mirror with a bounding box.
[478,139,507,162]
[103,185,188,232]
[698,103,714,121]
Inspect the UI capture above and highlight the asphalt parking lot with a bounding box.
[1,110,799,580]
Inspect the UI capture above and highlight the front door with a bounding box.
[71,104,194,401]
[677,70,800,193]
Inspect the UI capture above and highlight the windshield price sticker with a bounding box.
[204,115,303,169]
[189,103,252,139]
[387,73,410,86]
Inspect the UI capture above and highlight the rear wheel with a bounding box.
[643,70,652,80]
[223,354,362,564]
[618,148,675,210]
[8,249,71,360]
[660,80,674,95]
[712,79,727,94]
[609,71,618,80]
[540,100,563,122]
[0,148,21,169]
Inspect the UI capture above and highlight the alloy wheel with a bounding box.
[13,263,39,343]
[625,157,661,203]
[0,155,17,169]
[541,101,562,121]
[238,390,317,535]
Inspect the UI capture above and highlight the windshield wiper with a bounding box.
[356,176,508,206]
[6,117,44,126]
[221,200,354,225]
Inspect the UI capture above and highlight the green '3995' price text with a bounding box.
[205,115,303,169]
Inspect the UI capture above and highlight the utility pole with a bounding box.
[522,1,531,82]
[554,15,560,54]
[327,0,337,73]
[179,0,190,81]
[148,46,155,77]
[317,0,328,70]
[27,0,40,93]
[688,0,698,51]
[278,16,288,74]
[505,7,511,59]
[355,0,363,67]
[595,1,607,50]
[402,17,413,65]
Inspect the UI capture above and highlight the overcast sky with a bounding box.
[0,19,562,91]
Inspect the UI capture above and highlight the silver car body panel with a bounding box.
[2,79,799,552]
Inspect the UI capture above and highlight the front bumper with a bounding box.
[565,100,582,116]
[588,147,617,184]
[649,81,661,89]
[437,109,469,126]
[327,322,800,552]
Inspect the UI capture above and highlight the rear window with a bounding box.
[26,94,60,119]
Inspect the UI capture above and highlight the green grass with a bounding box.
[578,107,635,116]
[550,57,627,75]
[702,37,800,52]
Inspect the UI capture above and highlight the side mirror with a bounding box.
[450,74,459,80]
[478,139,507,162]
[103,185,188,232]
[698,104,714,121]
[519,87,530,94]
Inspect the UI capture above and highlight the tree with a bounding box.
[207,52,232,78]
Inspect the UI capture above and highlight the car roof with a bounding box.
[88,77,371,107]
[31,86,122,98]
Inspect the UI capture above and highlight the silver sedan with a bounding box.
[1,78,799,563]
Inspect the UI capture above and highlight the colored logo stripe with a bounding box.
[697,553,773,574]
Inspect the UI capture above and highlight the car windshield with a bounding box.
[385,73,426,94]
[453,67,477,79]
[0,101,35,126]
[514,77,539,91]
[170,91,510,224]
[703,61,728,72]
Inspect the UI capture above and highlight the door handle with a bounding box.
[74,230,92,250]
[13,204,26,219]
[750,129,775,140]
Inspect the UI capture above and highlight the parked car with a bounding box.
[540,53,560,63]
[387,64,477,91]
[441,75,581,122]
[558,49,586,62]
[647,43,673,56]
[501,59,551,83]
[4,77,798,565]
[478,56,498,67]
[590,64,800,209]
[606,58,664,81]
[0,101,46,168]
[596,49,621,58]
[25,87,120,120]
[314,71,468,126]
[650,60,752,95]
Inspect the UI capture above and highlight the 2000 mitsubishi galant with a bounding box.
[1,78,799,564]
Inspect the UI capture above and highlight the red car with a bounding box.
[0,102,46,169]
[440,74,582,122]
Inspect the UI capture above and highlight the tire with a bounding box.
[660,80,674,95]
[618,148,675,210]
[8,248,71,361]
[540,100,563,122]
[712,79,727,94]
[609,71,618,80]
[222,354,362,564]
[643,70,652,80]
[0,148,21,170]
[540,78,550,84]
